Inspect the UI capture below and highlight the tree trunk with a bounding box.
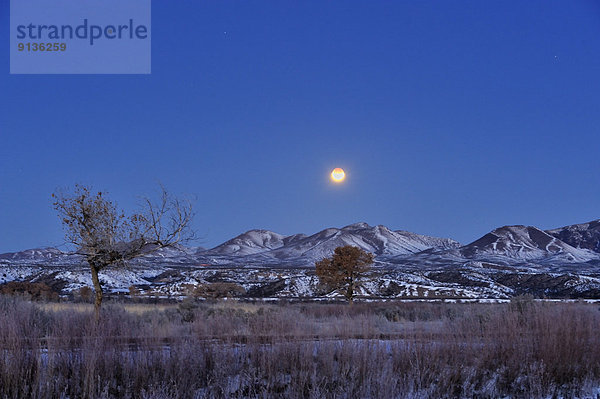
[347,277,354,305]
[90,263,103,319]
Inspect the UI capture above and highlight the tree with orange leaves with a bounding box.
[315,245,374,303]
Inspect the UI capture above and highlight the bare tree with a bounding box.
[52,184,194,315]
[315,245,374,304]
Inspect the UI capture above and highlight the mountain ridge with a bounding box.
[2,219,599,267]
[3,219,600,301]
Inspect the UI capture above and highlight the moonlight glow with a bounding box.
[331,168,346,182]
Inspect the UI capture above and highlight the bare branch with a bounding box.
[53,184,196,311]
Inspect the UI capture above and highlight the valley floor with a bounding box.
[4,262,600,304]
[1,296,600,398]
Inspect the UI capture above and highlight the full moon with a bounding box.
[331,167,346,182]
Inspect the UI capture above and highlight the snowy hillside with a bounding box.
[211,223,460,262]
[547,220,600,253]
[206,230,290,256]
[0,248,81,265]
[459,225,599,263]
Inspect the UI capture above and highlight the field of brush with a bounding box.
[1,296,600,398]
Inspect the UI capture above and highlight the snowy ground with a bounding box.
[2,260,600,301]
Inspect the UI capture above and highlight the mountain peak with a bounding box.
[207,229,287,256]
[342,222,371,230]
[461,224,596,262]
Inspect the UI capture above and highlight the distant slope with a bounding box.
[460,225,598,263]
[0,247,63,261]
[206,230,293,256]
[546,220,600,253]
[393,230,460,251]
[0,248,78,265]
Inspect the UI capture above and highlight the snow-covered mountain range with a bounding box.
[2,220,600,300]
[206,223,461,263]
[2,220,600,267]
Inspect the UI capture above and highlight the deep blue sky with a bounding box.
[1,1,600,252]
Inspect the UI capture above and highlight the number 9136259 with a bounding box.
[18,43,67,52]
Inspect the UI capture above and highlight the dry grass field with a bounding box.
[1,296,600,398]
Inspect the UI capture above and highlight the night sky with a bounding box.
[1,0,600,252]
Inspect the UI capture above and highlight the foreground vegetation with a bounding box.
[1,296,599,398]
